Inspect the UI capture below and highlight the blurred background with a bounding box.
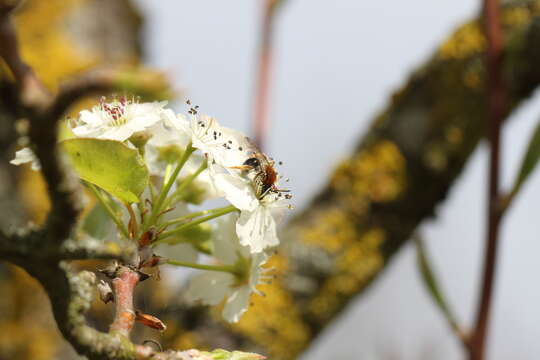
[1,0,540,359]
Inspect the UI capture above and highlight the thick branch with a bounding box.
[163,2,540,358]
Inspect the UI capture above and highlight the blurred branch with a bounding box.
[470,0,506,358]
[165,1,540,358]
[252,0,283,149]
[0,0,50,108]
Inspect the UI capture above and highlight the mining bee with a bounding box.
[231,138,290,199]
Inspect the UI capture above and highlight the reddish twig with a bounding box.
[469,0,506,359]
[109,267,140,338]
[252,0,280,150]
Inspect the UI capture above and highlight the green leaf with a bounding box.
[81,202,112,240]
[200,349,266,360]
[62,138,149,203]
[414,234,461,334]
[509,120,540,205]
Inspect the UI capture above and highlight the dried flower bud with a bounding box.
[97,280,114,304]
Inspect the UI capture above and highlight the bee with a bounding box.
[231,138,288,199]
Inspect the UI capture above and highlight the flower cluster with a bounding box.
[11,96,291,323]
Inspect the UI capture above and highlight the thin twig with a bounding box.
[470,0,506,359]
[252,0,281,150]
[109,267,140,338]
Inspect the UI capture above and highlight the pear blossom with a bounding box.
[147,108,191,147]
[10,147,40,171]
[180,113,252,169]
[187,214,269,323]
[213,173,289,253]
[70,97,167,141]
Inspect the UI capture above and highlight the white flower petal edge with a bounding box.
[235,192,288,253]
[71,99,167,142]
[147,110,191,147]
[212,173,258,211]
[187,271,235,306]
[10,148,41,171]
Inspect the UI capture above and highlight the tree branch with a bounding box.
[470,0,506,358]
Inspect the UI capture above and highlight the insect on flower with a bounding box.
[231,138,290,199]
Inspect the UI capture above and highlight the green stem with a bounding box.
[167,160,207,206]
[145,143,195,228]
[87,183,130,239]
[163,204,235,227]
[153,205,237,245]
[166,259,238,274]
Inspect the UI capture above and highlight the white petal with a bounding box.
[98,125,137,141]
[222,286,251,323]
[187,271,234,306]
[71,124,103,138]
[213,173,258,211]
[236,206,279,253]
[78,110,103,126]
[213,214,240,264]
[10,148,41,171]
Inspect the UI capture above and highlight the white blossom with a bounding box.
[181,113,251,169]
[10,147,40,171]
[147,109,191,147]
[213,173,289,253]
[70,97,167,141]
[187,214,269,323]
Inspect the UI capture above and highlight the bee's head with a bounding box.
[243,157,260,169]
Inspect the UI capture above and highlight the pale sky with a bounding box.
[134,1,540,358]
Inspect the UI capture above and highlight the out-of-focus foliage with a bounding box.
[507,119,540,205]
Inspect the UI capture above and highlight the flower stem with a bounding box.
[166,259,237,274]
[87,182,130,239]
[153,205,237,245]
[165,159,207,208]
[145,143,194,229]
[163,204,235,227]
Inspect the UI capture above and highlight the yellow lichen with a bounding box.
[438,22,485,60]
[307,228,384,322]
[332,140,406,203]
[463,67,481,89]
[502,7,530,27]
[300,208,358,252]
[231,254,310,359]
